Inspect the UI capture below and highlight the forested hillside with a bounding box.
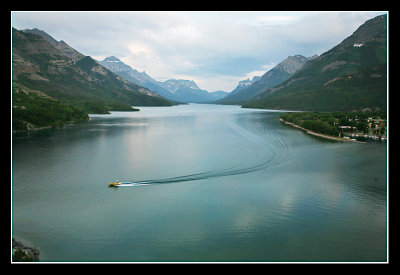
[12,28,174,131]
[243,14,387,112]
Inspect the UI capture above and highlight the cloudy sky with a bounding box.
[12,11,386,92]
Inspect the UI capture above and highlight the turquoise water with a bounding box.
[12,104,387,262]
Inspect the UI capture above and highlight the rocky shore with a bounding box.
[12,238,40,262]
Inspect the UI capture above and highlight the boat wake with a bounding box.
[118,114,289,187]
[111,182,149,187]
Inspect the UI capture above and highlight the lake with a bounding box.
[12,104,387,262]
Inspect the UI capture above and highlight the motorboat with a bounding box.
[108,181,122,187]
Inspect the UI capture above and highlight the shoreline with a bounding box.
[12,238,40,262]
[12,117,90,134]
[279,118,366,143]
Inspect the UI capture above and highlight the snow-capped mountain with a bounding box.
[159,79,200,93]
[218,55,313,104]
[98,56,225,103]
[97,56,155,86]
[97,56,179,101]
[158,79,217,103]
[229,76,262,96]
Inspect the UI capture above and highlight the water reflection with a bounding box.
[12,104,387,262]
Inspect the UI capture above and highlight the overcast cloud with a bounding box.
[11,11,386,92]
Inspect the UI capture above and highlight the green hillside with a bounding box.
[12,28,174,131]
[12,83,89,131]
[243,14,387,112]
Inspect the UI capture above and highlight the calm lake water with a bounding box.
[12,104,387,262]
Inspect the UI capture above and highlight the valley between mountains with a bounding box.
[12,14,387,132]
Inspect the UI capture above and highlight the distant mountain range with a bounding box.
[97,56,178,101]
[12,14,387,130]
[98,56,228,103]
[218,54,317,104]
[243,14,387,112]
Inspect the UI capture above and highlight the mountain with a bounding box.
[231,76,262,94]
[13,28,172,109]
[12,28,174,130]
[159,79,224,103]
[243,14,387,112]
[97,56,179,102]
[23,28,85,61]
[98,56,222,103]
[159,79,200,92]
[157,79,204,102]
[209,90,229,100]
[218,55,312,104]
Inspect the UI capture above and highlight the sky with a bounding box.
[11,11,386,92]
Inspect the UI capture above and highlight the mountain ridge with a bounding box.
[229,76,262,97]
[97,56,181,102]
[13,28,172,108]
[23,28,85,62]
[218,54,314,104]
[98,56,228,103]
[12,28,174,130]
[243,14,387,112]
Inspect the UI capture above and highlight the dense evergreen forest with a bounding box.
[12,83,90,131]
